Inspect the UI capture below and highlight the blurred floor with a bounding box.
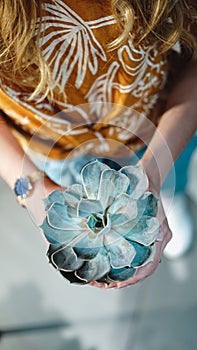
[0,150,196,350]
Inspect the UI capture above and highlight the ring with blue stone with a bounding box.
[14,177,33,199]
[14,171,45,206]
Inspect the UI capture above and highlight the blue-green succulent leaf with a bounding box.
[63,184,86,207]
[132,244,156,269]
[43,197,50,209]
[61,184,86,217]
[104,230,136,268]
[87,214,103,232]
[73,232,103,260]
[43,161,160,284]
[47,203,85,230]
[81,160,110,199]
[43,190,65,210]
[98,169,130,209]
[77,199,103,218]
[108,193,137,216]
[40,218,85,244]
[66,206,78,218]
[109,214,130,228]
[128,240,151,267]
[47,243,62,256]
[141,244,156,266]
[108,194,138,223]
[108,266,136,282]
[47,190,66,204]
[137,192,158,218]
[111,219,136,236]
[76,248,110,282]
[120,165,148,198]
[124,217,159,245]
[87,216,111,235]
[60,270,87,284]
[51,245,84,272]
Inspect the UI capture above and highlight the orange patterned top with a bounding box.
[0,0,196,159]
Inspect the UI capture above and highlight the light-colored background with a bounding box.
[0,150,196,350]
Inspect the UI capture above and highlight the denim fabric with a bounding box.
[117,135,197,193]
[30,135,197,193]
[31,153,100,187]
[163,135,197,193]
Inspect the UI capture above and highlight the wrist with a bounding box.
[25,175,62,202]
[13,168,61,208]
[14,170,46,206]
[138,153,161,195]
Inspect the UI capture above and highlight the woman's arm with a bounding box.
[0,116,37,188]
[141,60,197,190]
[0,116,60,225]
[96,60,197,289]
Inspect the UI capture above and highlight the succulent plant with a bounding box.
[40,160,159,285]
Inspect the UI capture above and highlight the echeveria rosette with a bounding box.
[40,160,160,285]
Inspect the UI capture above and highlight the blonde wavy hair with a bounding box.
[0,0,196,102]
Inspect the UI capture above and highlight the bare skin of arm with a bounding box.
[0,117,60,225]
[91,60,197,289]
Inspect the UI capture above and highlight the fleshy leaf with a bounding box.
[43,190,66,210]
[128,240,151,267]
[63,184,86,207]
[47,190,66,205]
[62,184,86,217]
[87,214,104,232]
[47,203,85,230]
[51,245,84,272]
[87,215,111,234]
[141,244,156,266]
[124,217,160,245]
[109,214,131,229]
[40,219,83,244]
[77,199,103,218]
[111,219,137,236]
[47,243,62,255]
[107,266,136,282]
[104,230,136,268]
[60,270,87,284]
[73,232,103,260]
[98,169,129,209]
[137,192,158,218]
[76,248,110,282]
[120,165,148,198]
[43,162,160,285]
[132,244,156,269]
[66,206,78,218]
[81,160,110,199]
[108,194,138,223]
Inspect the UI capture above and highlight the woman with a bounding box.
[0,0,196,288]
